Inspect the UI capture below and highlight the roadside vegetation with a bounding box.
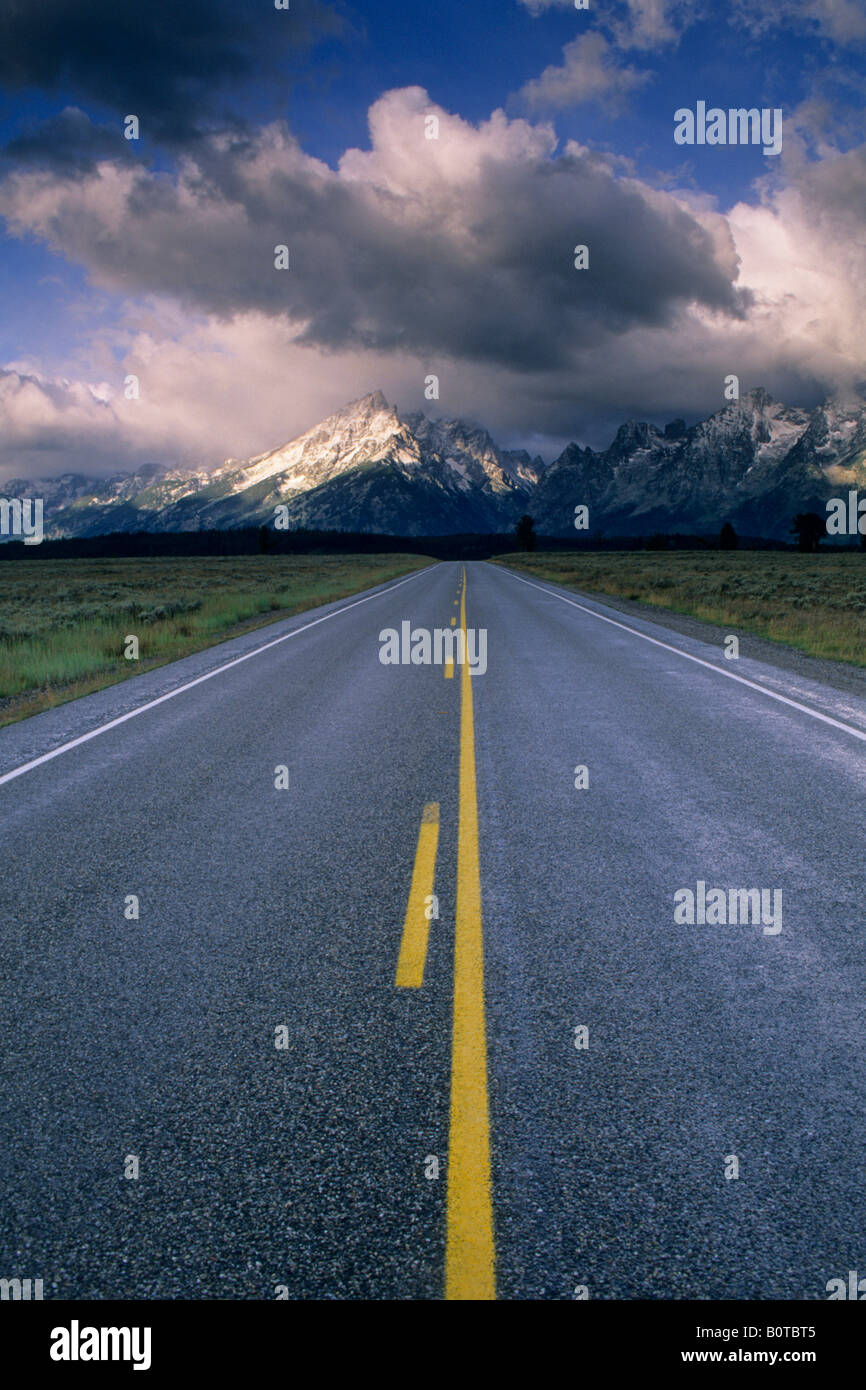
[493,550,866,667]
[0,553,433,725]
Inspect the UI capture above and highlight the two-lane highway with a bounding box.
[2,559,866,1299]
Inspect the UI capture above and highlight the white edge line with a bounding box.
[0,565,434,788]
[499,565,866,745]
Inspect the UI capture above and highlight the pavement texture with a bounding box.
[1,559,865,1300]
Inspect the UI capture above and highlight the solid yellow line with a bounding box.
[445,567,495,1300]
[395,803,440,988]
[444,659,455,679]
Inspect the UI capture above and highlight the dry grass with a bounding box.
[493,551,866,667]
[0,553,433,725]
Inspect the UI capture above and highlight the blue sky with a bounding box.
[0,0,863,474]
[287,0,830,192]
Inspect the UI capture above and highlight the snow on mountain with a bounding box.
[6,387,865,540]
[33,391,540,537]
[209,390,416,498]
[531,389,866,539]
[401,410,544,494]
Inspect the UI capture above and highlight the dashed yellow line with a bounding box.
[444,659,455,679]
[395,803,440,989]
[445,567,495,1300]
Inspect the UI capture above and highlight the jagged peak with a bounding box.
[745,386,775,407]
[340,388,392,416]
[609,419,664,452]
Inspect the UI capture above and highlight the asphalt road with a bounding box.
[1,559,865,1300]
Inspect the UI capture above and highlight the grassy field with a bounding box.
[494,551,866,667]
[0,553,433,725]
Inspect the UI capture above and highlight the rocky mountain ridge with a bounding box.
[3,388,865,540]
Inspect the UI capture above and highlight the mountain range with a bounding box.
[4,387,866,541]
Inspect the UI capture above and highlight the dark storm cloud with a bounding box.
[1,106,140,171]
[0,0,342,140]
[0,90,749,375]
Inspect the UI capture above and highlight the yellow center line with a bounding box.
[445,566,495,1300]
[444,659,455,679]
[395,803,440,989]
[450,617,456,626]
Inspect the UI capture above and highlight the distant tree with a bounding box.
[646,532,670,550]
[719,521,739,550]
[791,512,826,553]
[515,514,537,551]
